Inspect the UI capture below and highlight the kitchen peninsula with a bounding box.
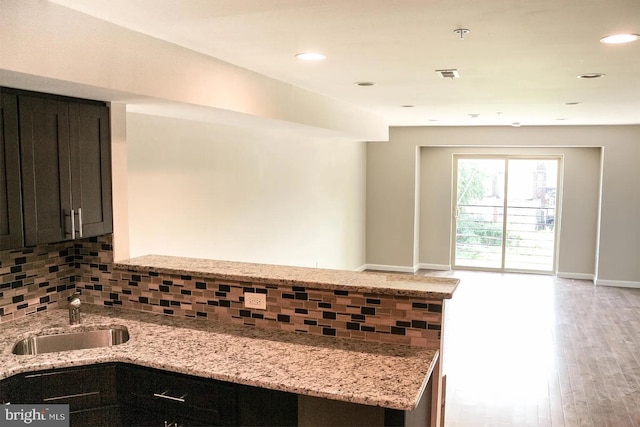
[115,255,458,426]
[115,255,457,298]
[1,247,458,426]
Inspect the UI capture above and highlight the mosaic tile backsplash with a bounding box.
[1,234,443,348]
[0,240,78,321]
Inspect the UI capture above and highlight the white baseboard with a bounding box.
[556,272,595,281]
[362,264,417,273]
[595,279,640,289]
[354,264,367,272]
[416,263,451,271]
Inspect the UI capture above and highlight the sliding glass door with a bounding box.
[454,158,505,269]
[453,156,559,273]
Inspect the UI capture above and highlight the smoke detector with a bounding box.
[436,69,460,79]
[454,28,470,40]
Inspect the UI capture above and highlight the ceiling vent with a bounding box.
[436,69,460,79]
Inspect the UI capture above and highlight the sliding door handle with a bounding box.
[77,207,83,238]
[70,209,76,240]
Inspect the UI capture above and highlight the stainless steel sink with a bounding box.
[12,326,130,355]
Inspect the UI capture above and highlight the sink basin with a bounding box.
[12,326,129,355]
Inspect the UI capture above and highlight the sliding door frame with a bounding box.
[451,154,563,274]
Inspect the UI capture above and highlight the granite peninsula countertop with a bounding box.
[0,305,438,411]
[115,255,459,299]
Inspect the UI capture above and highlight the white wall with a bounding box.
[127,113,367,270]
[556,147,602,278]
[367,126,640,287]
[0,0,374,271]
[0,0,387,141]
[365,138,416,270]
[109,102,130,261]
[3,1,638,279]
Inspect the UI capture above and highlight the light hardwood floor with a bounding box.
[420,270,640,427]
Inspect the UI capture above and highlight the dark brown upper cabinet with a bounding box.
[1,88,112,249]
[19,93,74,246]
[68,102,113,240]
[0,93,24,250]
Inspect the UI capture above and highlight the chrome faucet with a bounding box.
[69,289,81,325]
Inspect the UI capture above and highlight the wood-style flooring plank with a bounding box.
[417,270,640,427]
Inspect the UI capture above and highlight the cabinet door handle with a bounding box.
[69,209,76,240]
[153,392,186,403]
[43,391,100,402]
[77,207,83,238]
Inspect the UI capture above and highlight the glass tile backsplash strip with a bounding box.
[0,240,77,322]
[1,234,442,348]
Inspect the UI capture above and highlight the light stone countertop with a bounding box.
[0,305,438,411]
[115,255,459,299]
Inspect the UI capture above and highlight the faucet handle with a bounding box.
[69,289,82,305]
[69,289,82,325]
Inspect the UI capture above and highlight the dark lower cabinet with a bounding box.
[236,383,298,426]
[118,364,297,426]
[0,372,20,405]
[67,407,122,427]
[0,363,297,427]
[118,364,238,426]
[0,364,119,427]
[0,362,419,426]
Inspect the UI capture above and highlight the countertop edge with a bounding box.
[0,307,438,411]
[0,353,436,411]
[113,256,459,299]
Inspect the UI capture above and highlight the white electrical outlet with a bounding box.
[244,292,267,310]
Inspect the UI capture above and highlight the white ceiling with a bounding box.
[50,0,640,126]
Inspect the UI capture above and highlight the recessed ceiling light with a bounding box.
[468,113,479,118]
[402,105,414,108]
[577,73,605,79]
[354,82,375,87]
[295,52,326,61]
[600,33,639,44]
[556,118,567,121]
[511,122,521,127]
[564,102,581,105]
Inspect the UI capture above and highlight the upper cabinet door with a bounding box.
[0,93,24,250]
[69,102,113,238]
[2,88,112,250]
[19,95,73,247]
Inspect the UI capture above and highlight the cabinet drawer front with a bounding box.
[118,364,237,425]
[22,365,117,410]
[70,405,121,427]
